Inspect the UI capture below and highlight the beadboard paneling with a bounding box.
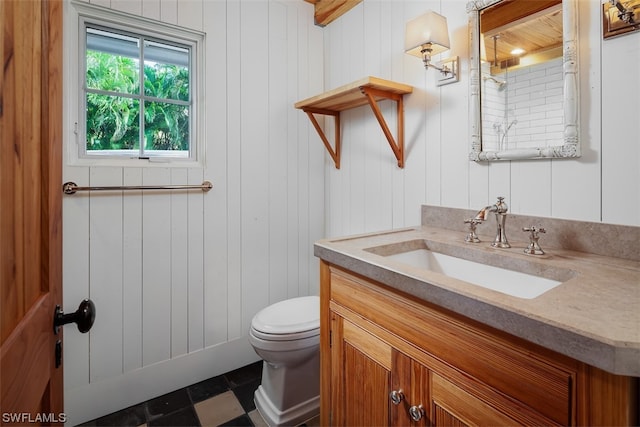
[122,168,143,372]
[601,21,640,225]
[61,0,639,424]
[88,168,124,382]
[62,0,324,424]
[322,0,639,239]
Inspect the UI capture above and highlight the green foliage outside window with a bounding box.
[86,50,190,153]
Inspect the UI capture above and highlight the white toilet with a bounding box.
[248,295,320,427]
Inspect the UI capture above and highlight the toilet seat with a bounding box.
[251,296,319,341]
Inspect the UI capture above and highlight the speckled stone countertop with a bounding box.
[315,206,640,376]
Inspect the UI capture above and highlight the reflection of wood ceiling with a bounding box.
[481,0,563,65]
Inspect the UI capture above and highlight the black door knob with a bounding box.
[54,299,96,334]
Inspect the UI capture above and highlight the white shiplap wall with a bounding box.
[322,0,639,237]
[62,0,324,424]
[61,0,640,423]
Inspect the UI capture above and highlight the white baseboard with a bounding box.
[64,337,260,426]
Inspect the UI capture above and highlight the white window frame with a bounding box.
[67,1,206,167]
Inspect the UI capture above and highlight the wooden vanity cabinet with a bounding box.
[320,261,638,426]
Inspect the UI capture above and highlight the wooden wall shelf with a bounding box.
[294,76,413,169]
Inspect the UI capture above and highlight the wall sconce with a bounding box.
[611,0,636,24]
[405,10,459,86]
[603,0,640,39]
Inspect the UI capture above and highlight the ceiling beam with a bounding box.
[304,0,363,27]
[480,0,561,33]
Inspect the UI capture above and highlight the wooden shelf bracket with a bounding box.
[303,108,341,169]
[360,86,405,168]
[295,77,412,169]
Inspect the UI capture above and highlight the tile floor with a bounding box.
[80,361,319,427]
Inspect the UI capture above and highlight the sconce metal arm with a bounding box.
[425,61,454,75]
[420,44,454,76]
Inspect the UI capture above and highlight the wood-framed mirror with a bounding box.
[468,0,580,161]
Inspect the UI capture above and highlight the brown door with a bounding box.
[1,0,64,424]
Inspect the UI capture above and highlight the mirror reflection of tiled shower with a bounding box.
[481,53,564,152]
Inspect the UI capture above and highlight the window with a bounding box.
[75,4,204,164]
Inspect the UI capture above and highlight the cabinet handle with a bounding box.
[409,404,424,421]
[389,390,404,405]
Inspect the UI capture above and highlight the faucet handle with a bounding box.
[495,196,508,214]
[522,226,546,255]
[464,218,482,243]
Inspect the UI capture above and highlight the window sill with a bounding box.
[67,156,205,169]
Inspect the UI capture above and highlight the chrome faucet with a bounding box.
[474,196,510,248]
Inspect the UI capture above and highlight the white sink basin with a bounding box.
[384,248,563,299]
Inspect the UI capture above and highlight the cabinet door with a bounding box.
[429,372,524,427]
[398,352,547,427]
[330,312,392,426]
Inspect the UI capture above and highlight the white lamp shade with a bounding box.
[404,11,450,57]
